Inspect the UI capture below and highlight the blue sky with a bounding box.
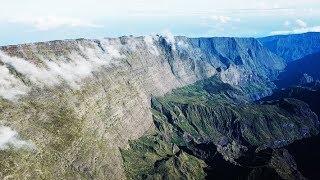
[0,0,320,45]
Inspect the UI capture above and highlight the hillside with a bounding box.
[0,35,285,179]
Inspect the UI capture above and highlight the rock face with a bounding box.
[259,32,320,62]
[0,35,284,179]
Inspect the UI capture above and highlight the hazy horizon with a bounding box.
[1,0,319,45]
[1,31,320,47]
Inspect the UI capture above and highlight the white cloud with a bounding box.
[0,0,319,45]
[270,26,320,35]
[0,126,35,150]
[0,42,122,100]
[284,20,291,26]
[0,65,29,100]
[270,30,289,35]
[271,19,318,35]
[0,48,109,89]
[162,30,176,51]
[296,19,307,28]
[210,15,232,24]
[201,15,241,28]
[9,16,102,31]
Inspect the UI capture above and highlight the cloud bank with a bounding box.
[270,26,320,35]
[271,18,319,35]
[296,19,307,28]
[0,126,35,150]
[0,42,125,100]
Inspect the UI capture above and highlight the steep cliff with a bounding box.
[0,35,284,179]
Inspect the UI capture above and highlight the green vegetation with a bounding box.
[122,76,319,179]
[121,134,206,180]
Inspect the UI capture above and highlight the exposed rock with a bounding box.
[216,140,248,164]
[0,36,285,179]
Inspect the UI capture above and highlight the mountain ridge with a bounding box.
[0,34,307,179]
[259,32,320,62]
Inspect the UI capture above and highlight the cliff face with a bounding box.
[0,35,284,179]
[259,32,320,62]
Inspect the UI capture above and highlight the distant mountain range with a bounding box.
[259,32,320,62]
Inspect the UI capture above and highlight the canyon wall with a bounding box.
[0,35,284,179]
